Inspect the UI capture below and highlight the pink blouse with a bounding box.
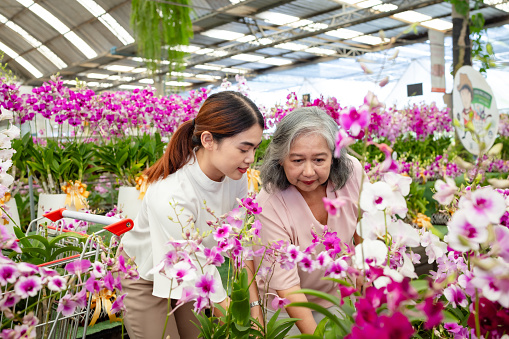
[254,155,363,311]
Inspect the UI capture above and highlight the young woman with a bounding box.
[253,107,363,335]
[120,91,264,339]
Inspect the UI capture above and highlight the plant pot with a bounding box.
[37,193,77,226]
[2,198,20,235]
[117,187,142,220]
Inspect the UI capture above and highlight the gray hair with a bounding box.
[261,106,353,193]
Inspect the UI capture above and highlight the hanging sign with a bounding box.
[429,30,446,93]
[453,65,499,155]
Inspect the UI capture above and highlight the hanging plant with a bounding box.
[131,0,193,75]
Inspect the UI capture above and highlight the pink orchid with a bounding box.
[433,177,458,205]
[213,224,232,242]
[339,106,371,137]
[57,294,79,317]
[334,129,354,158]
[195,273,217,297]
[14,276,42,299]
[110,293,127,314]
[64,259,91,275]
[446,210,488,252]
[443,284,468,308]
[458,186,506,227]
[323,197,347,216]
[271,295,290,310]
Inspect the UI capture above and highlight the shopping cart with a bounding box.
[1,208,133,339]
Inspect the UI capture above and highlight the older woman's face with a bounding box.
[282,133,332,194]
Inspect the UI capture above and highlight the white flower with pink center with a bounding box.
[443,284,468,308]
[471,258,509,308]
[286,245,303,263]
[387,219,420,248]
[325,258,349,279]
[445,210,488,252]
[353,239,387,269]
[433,178,458,205]
[213,224,232,242]
[14,276,42,299]
[359,182,393,213]
[47,276,67,292]
[91,261,105,278]
[458,186,506,227]
[357,210,390,241]
[168,261,197,284]
[420,231,447,264]
[384,172,412,196]
[0,264,19,286]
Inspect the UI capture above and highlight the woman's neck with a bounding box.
[195,148,224,182]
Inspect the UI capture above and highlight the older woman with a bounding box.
[254,107,363,335]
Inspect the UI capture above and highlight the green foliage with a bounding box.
[254,137,272,167]
[406,181,429,219]
[94,133,165,186]
[7,226,87,265]
[130,0,193,75]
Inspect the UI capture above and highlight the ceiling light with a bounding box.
[421,19,453,31]
[258,57,293,66]
[352,35,389,45]
[325,28,362,39]
[393,10,432,23]
[231,54,265,62]
[131,68,147,73]
[165,81,192,87]
[275,42,307,51]
[201,29,245,40]
[195,64,222,71]
[305,47,336,55]
[356,0,382,8]
[372,3,398,12]
[194,48,214,55]
[119,85,144,90]
[256,11,300,25]
[104,65,135,72]
[195,74,221,80]
[221,67,248,74]
[139,79,154,84]
[86,73,109,79]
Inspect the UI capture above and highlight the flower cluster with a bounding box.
[498,114,509,138]
[1,75,210,139]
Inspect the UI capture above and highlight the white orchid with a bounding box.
[432,177,457,205]
[458,186,506,227]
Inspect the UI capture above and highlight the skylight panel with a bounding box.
[208,50,228,57]
[421,19,453,31]
[221,67,248,74]
[170,71,194,77]
[201,29,245,40]
[325,28,362,39]
[63,32,97,58]
[194,48,214,55]
[104,65,135,72]
[170,45,202,53]
[108,75,134,81]
[16,0,98,58]
[237,36,273,45]
[195,74,221,80]
[357,0,382,8]
[75,0,105,16]
[15,57,43,78]
[230,54,265,62]
[3,20,67,68]
[120,85,144,90]
[256,12,300,25]
[393,10,432,23]
[275,42,307,51]
[139,79,154,84]
[372,3,398,12]
[305,47,336,55]
[165,81,192,87]
[98,14,135,45]
[0,41,19,58]
[194,64,222,71]
[352,35,389,45]
[86,73,109,79]
[258,57,293,66]
[288,20,328,32]
[131,68,147,73]
[0,14,7,24]
[496,3,509,11]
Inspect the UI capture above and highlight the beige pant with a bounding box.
[120,252,201,339]
[265,305,342,336]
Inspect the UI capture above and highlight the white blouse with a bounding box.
[122,156,248,302]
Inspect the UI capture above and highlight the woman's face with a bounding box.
[282,133,332,194]
[208,124,263,181]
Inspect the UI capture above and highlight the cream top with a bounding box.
[122,156,247,302]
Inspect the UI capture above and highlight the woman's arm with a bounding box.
[245,259,263,325]
[277,285,316,335]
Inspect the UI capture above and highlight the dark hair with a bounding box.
[459,85,473,95]
[261,107,353,193]
[146,91,264,183]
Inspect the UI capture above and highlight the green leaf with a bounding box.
[49,246,84,261]
[410,279,429,293]
[296,289,341,306]
[443,310,459,324]
[286,302,347,332]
